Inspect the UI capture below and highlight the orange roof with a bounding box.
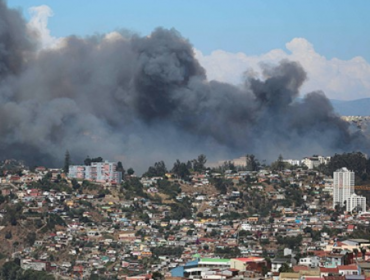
[312,251,329,257]
[336,241,346,246]
[293,265,310,272]
[338,265,358,270]
[320,267,338,273]
[228,268,239,272]
[324,276,345,280]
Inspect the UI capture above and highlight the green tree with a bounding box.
[186,229,194,236]
[0,261,22,280]
[246,154,259,171]
[151,246,184,257]
[212,178,232,194]
[64,150,70,173]
[171,160,190,179]
[167,198,192,220]
[276,235,302,249]
[71,178,80,190]
[143,161,167,177]
[22,269,55,280]
[277,154,285,171]
[279,263,293,273]
[26,232,36,246]
[152,272,163,280]
[353,248,359,259]
[127,168,135,176]
[91,157,103,163]
[117,161,125,176]
[214,247,241,258]
[5,231,12,239]
[194,154,207,172]
[197,212,204,218]
[361,247,367,260]
[270,154,288,171]
[262,264,269,276]
[84,156,92,166]
[219,161,236,172]
[157,179,181,199]
[0,260,55,280]
[121,177,146,198]
[322,152,369,184]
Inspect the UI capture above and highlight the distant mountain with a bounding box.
[330,98,370,116]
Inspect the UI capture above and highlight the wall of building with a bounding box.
[333,167,354,208]
[68,161,122,184]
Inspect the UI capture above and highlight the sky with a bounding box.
[7,0,370,100]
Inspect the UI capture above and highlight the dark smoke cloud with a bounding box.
[0,1,34,77]
[0,1,369,172]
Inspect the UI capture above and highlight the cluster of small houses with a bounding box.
[1,162,370,280]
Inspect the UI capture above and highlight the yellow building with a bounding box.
[65,200,74,207]
[248,216,259,223]
[229,257,265,272]
[201,218,215,223]
[141,251,153,257]
[279,273,300,280]
[160,222,169,227]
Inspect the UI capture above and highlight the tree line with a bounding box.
[319,152,370,184]
[143,154,207,179]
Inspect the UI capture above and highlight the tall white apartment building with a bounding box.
[68,161,122,184]
[333,167,354,209]
[346,194,366,212]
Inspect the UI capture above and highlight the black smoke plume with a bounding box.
[0,1,368,172]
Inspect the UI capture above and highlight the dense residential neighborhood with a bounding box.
[1,0,370,279]
[1,153,370,280]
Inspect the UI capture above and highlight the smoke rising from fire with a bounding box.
[0,1,368,171]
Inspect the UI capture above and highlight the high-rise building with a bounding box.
[333,167,354,209]
[68,161,122,184]
[346,194,366,212]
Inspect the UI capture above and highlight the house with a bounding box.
[198,258,230,269]
[171,259,199,277]
[320,267,339,277]
[35,166,47,172]
[347,225,355,233]
[299,256,320,268]
[357,262,370,275]
[343,276,365,280]
[247,216,259,223]
[21,259,51,272]
[279,272,300,280]
[119,231,136,242]
[272,258,292,273]
[126,274,152,280]
[324,254,347,268]
[338,265,360,276]
[230,257,266,272]
[299,270,322,280]
[73,265,84,277]
[1,187,12,196]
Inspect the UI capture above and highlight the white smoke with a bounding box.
[27,5,61,50]
[195,38,370,100]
